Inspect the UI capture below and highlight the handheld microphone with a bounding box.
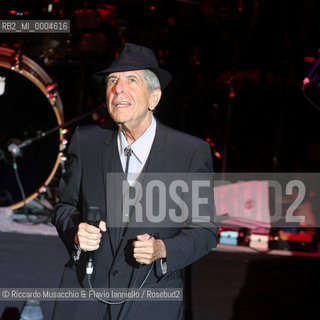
[86,206,101,275]
[86,206,101,228]
[85,207,155,308]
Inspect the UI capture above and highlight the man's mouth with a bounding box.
[114,101,131,108]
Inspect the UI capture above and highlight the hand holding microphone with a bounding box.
[75,207,106,252]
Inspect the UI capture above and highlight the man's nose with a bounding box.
[114,79,125,94]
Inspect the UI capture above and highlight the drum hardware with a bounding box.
[0,76,6,96]
[205,137,222,159]
[11,48,22,71]
[59,152,67,175]
[46,82,59,104]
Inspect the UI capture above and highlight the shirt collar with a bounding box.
[118,116,157,163]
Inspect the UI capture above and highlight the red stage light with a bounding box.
[214,152,222,159]
[304,56,316,63]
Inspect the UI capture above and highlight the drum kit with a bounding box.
[0,45,65,210]
[0,2,117,212]
[0,44,106,213]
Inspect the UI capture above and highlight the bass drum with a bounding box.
[0,46,64,209]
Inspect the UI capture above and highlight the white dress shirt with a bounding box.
[117,116,156,185]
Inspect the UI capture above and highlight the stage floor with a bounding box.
[0,231,319,320]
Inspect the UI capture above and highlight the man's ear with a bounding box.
[149,89,162,111]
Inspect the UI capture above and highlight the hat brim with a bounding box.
[93,65,172,90]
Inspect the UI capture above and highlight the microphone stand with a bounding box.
[302,50,320,91]
[12,105,105,154]
[301,49,320,112]
[5,105,105,221]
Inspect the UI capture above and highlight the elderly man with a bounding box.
[52,43,218,320]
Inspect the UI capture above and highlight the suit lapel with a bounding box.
[101,122,120,257]
[144,120,167,173]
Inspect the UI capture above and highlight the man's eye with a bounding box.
[129,78,136,83]
[106,78,116,85]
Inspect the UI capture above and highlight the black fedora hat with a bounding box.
[94,43,172,89]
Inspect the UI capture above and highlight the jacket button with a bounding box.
[112,269,119,276]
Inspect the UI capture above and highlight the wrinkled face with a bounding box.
[106,70,159,130]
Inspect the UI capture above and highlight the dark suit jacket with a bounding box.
[51,119,218,320]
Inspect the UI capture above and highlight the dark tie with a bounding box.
[124,146,132,178]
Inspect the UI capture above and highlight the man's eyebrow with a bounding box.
[107,75,118,80]
[126,74,139,79]
[107,74,140,80]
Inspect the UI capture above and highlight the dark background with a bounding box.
[1,0,320,174]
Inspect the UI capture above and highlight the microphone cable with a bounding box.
[12,157,26,205]
[86,234,156,305]
[86,261,154,305]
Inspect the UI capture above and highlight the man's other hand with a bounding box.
[133,233,167,264]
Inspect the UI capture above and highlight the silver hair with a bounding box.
[143,69,161,93]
